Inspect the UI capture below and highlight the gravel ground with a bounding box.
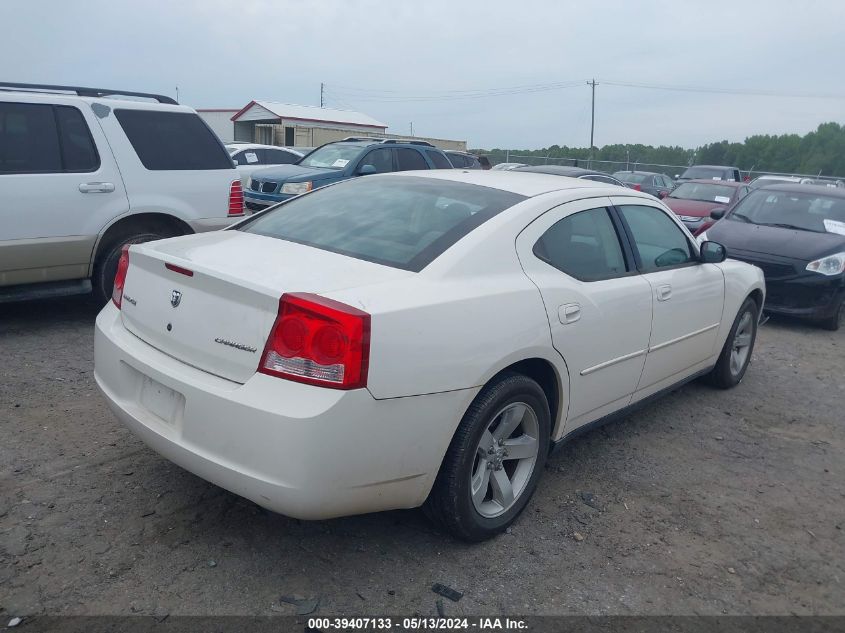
[1,296,843,618]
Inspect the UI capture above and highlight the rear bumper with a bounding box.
[94,303,476,520]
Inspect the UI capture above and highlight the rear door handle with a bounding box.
[79,182,115,193]
[656,284,672,301]
[558,303,581,324]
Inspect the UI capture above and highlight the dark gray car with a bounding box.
[515,165,628,187]
[613,170,675,198]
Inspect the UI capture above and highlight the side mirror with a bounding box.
[358,164,377,176]
[700,241,727,264]
[709,207,726,220]
[658,191,668,199]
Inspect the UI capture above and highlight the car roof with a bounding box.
[682,179,745,187]
[515,165,599,177]
[685,164,739,170]
[387,168,652,199]
[756,183,845,198]
[616,170,664,176]
[225,143,299,151]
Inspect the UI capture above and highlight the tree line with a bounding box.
[473,122,845,177]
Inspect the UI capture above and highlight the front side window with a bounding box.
[114,109,232,170]
[0,103,99,174]
[619,205,694,271]
[534,207,627,281]
[426,150,453,169]
[395,148,428,171]
[0,102,61,173]
[239,176,526,271]
[360,148,393,173]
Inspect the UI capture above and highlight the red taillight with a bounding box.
[259,293,370,390]
[228,180,244,217]
[112,245,130,308]
[165,262,194,277]
[631,184,642,191]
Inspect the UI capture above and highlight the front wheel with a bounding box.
[819,296,843,331]
[92,233,164,306]
[707,297,758,389]
[424,373,550,541]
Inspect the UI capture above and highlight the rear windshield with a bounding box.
[682,166,728,180]
[238,175,526,271]
[616,172,649,184]
[114,109,233,170]
[669,182,735,203]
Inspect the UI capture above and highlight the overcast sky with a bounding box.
[3,0,843,149]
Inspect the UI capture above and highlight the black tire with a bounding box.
[819,296,843,331]
[92,233,164,306]
[707,297,758,389]
[424,373,550,541]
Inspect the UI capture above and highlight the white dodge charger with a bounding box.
[94,170,765,541]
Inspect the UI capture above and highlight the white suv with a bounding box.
[0,82,244,304]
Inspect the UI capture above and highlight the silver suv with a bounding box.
[0,82,244,304]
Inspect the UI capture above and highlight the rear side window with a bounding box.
[534,208,627,281]
[396,148,428,171]
[55,106,99,171]
[619,205,694,272]
[447,153,467,168]
[239,175,526,271]
[114,109,232,170]
[426,150,453,169]
[0,103,98,173]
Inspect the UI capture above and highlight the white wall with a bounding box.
[197,110,237,143]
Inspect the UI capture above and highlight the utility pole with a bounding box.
[588,79,598,159]
[175,86,179,103]
[410,122,414,136]
[320,82,324,108]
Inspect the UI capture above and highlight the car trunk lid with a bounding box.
[119,231,411,383]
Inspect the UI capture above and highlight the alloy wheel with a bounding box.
[730,310,754,376]
[470,402,540,518]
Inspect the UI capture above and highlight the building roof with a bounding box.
[231,100,387,129]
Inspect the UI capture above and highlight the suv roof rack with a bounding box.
[380,139,435,147]
[0,81,178,105]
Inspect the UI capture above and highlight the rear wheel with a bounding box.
[424,373,550,541]
[92,232,164,306]
[819,297,843,331]
[707,297,758,389]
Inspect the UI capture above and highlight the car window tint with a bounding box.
[55,106,99,172]
[114,109,232,170]
[0,102,61,173]
[619,205,694,272]
[360,148,393,173]
[425,150,453,169]
[396,148,429,171]
[533,208,627,281]
[239,176,526,272]
[265,149,299,164]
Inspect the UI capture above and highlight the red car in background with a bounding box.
[663,179,751,235]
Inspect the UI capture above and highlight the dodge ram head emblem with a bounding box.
[170,290,182,308]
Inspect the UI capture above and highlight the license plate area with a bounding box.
[139,375,185,426]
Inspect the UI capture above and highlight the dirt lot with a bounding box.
[1,295,843,618]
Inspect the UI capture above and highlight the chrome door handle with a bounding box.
[79,182,115,193]
[559,303,581,324]
[656,284,672,301]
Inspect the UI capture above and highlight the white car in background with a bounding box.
[94,170,765,541]
[226,143,305,186]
